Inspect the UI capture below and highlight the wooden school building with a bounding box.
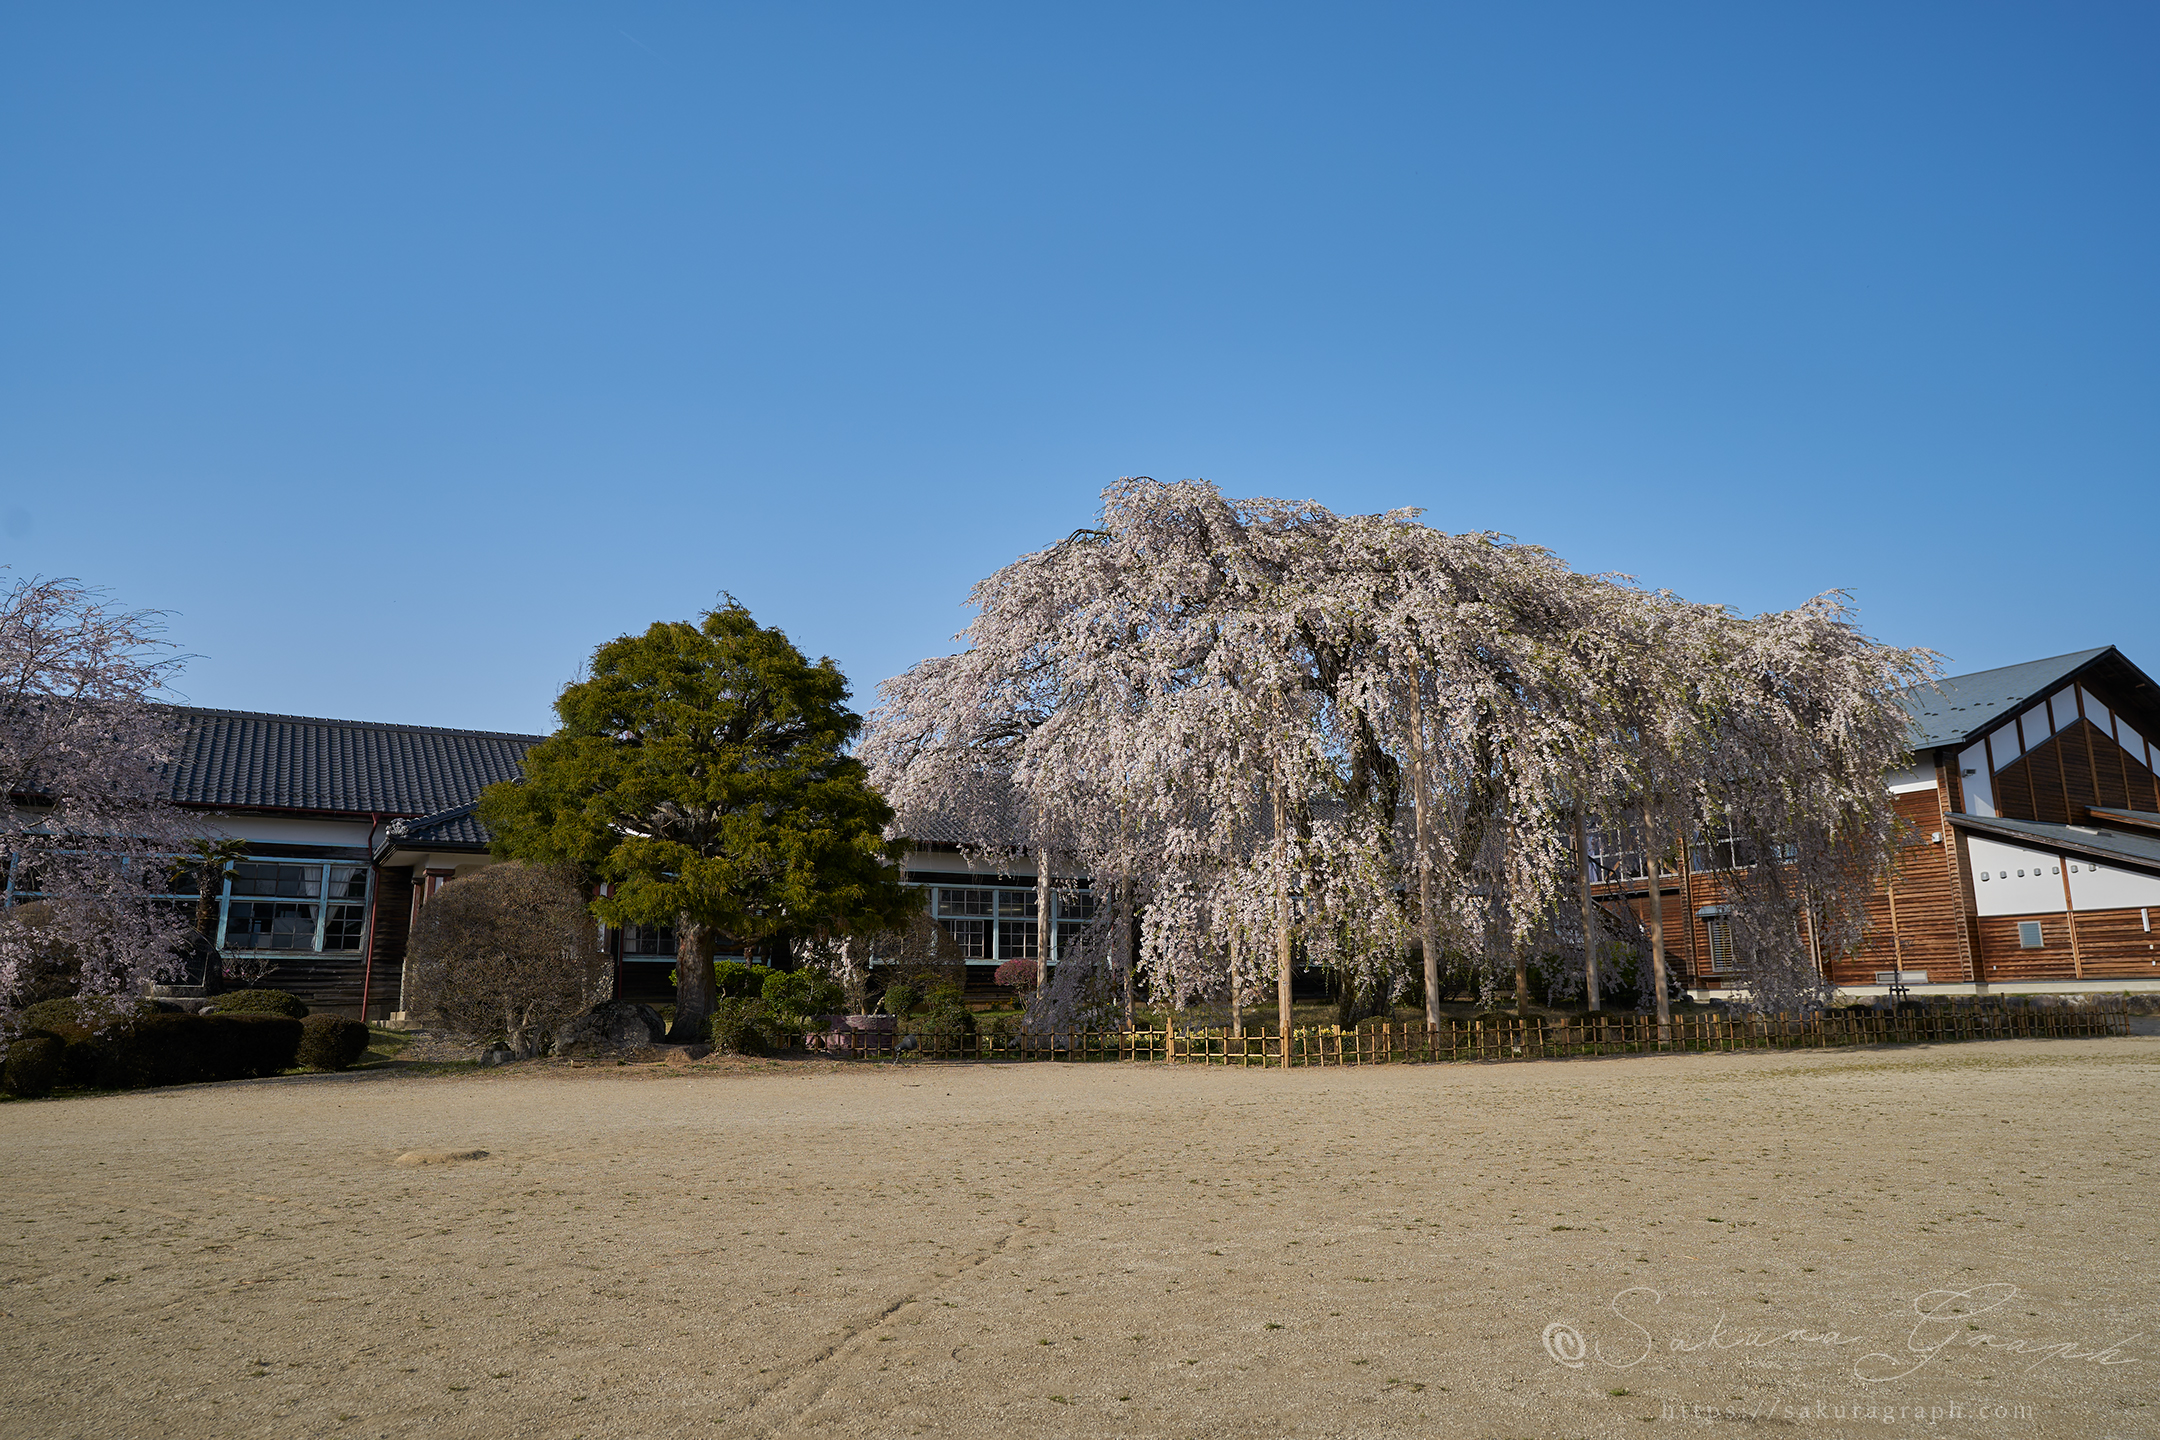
[69,643,2160,1018]
[1595,646,2160,999]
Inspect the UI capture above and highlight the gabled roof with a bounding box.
[378,800,492,853]
[1947,811,2160,874]
[164,706,542,816]
[1898,648,2111,749]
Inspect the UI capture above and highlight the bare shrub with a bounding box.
[408,863,606,1057]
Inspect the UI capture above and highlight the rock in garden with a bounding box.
[553,1001,667,1056]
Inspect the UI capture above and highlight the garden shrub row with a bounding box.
[3,1006,375,1098]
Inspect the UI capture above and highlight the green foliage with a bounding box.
[476,601,923,1000]
[3,1031,63,1097]
[714,959,766,998]
[706,998,770,1055]
[759,969,844,1030]
[296,1015,371,1071]
[19,994,150,1032]
[204,988,310,1018]
[880,982,922,1018]
[82,1013,302,1089]
[912,1001,976,1039]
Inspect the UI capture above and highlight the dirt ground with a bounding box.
[4,1037,2157,1440]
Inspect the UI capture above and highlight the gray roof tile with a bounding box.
[382,801,492,851]
[164,706,541,815]
[1897,647,2113,749]
[1948,811,2160,873]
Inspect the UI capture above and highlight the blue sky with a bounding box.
[3,3,2154,735]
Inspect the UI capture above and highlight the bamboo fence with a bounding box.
[803,996,2133,1065]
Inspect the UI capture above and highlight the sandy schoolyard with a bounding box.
[3,1037,2157,1439]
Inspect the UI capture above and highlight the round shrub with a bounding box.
[916,1002,976,1039]
[760,969,844,1032]
[205,988,309,1018]
[707,998,769,1055]
[880,982,921,1018]
[296,1014,371,1071]
[3,1030,64,1098]
[992,958,1037,995]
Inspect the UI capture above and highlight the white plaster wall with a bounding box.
[200,815,374,849]
[1968,835,2066,916]
[2066,853,2160,910]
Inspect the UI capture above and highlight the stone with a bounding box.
[553,1001,667,1056]
[477,1046,517,1067]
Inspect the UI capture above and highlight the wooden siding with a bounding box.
[247,951,370,1017]
[367,867,415,1019]
[1992,719,2160,823]
[1974,914,2080,983]
[2059,907,2160,979]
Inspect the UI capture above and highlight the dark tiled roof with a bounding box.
[1897,648,2112,749]
[1948,812,2160,873]
[164,706,541,815]
[380,801,492,852]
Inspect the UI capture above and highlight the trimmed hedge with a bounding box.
[297,1014,371,1071]
[205,988,310,1018]
[4,1012,304,1091]
[3,1030,63,1098]
[19,995,149,1033]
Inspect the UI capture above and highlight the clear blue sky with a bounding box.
[4,4,2154,736]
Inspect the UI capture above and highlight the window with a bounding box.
[221,861,371,953]
[622,923,677,958]
[2018,921,2044,949]
[1691,825,1758,873]
[1703,915,1738,973]
[915,881,1095,963]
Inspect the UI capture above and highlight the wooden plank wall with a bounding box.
[1831,790,1969,987]
[367,866,414,1017]
[1993,719,2160,822]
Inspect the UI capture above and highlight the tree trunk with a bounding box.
[1229,932,1244,1037]
[1274,766,1293,1068]
[1034,845,1052,991]
[1410,688,1441,1028]
[839,937,868,1015]
[671,917,717,1042]
[1514,950,1530,1017]
[1118,878,1136,1029]
[1576,802,1600,1013]
[194,871,225,993]
[1642,802,1671,1034]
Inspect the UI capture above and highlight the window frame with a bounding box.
[217,857,373,956]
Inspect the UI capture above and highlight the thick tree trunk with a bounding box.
[671,917,717,1043]
[1642,803,1671,1034]
[1514,951,1530,1016]
[1034,845,1052,991]
[1410,691,1441,1028]
[839,937,868,1015]
[1274,767,1293,1068]
[1576,802,1600,1012]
